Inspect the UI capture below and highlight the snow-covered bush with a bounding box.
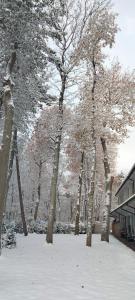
[3,227,16,249]
[33,221,47,234]
[54,223,75,234]
[14,222,24,234]
[3,220,88,235]
[55,223,67,233]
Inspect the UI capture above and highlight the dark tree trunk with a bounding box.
[70,198,74,223]
[57,189,61,222]
[34,159,42,221]
[86,177,95,247]
[14,128,28,236]
[83,171,88,223]
[75,151,84,235]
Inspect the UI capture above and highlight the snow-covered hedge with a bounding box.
[3,221,88,235]
[2,223,16,249]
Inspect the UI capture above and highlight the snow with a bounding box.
[1,234,135,300]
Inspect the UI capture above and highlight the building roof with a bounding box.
[115,163,135,196]
[110,193,135,218]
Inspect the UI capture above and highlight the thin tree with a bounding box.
[14,128,28,236]
[75,151,84,235]
[34,159,46,222]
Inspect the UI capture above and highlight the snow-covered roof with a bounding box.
[115,163,135,196]
[110,193,135,217]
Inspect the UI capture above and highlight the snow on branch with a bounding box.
[4,50,16,85]
[45,46,67,75]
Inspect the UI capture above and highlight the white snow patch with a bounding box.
[1,234,135,300]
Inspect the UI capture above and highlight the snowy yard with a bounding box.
[1,234,135,300]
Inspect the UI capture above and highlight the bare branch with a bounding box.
[49,136,56,143]
[41,159,47,165]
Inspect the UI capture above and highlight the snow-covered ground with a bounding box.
[0,234,135,300]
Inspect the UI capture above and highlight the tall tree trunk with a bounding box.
[34,159,42,221]
[57,189,61,222]
[70,198,73,223]
[0,93,3,114]
[4,128,16,214]
[46,75,66,244]
[75,151,84,235]
[46,117,62,243]
[0,50,16,254]
[7,128,16,189]
[86,155,96,247]
[86,58,96,247]
[83,171,88,224]
[31,189,35,216]
[100,137,114,242]
[14,128,28,236]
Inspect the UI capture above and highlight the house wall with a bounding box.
[112,169,135,240]
[112,221,121,238]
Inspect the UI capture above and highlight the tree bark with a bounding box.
[75,151,84,235]
[86,162,96,247]
[86,58,97,247]
[83,170,88,224]
[34,159,42,221]
[4,128,16,215]
[70,198,74,223]
[100,137,114,242]
[57,189,61,222]
[14,128,28,236]
[46,74,66,244]
[0,50,16,254]
[7,129,16,189]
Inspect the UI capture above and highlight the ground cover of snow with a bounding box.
[0,234,135,300]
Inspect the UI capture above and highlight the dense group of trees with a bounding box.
[0,0,135,253]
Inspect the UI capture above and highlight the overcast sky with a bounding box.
[107,0,135,174]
